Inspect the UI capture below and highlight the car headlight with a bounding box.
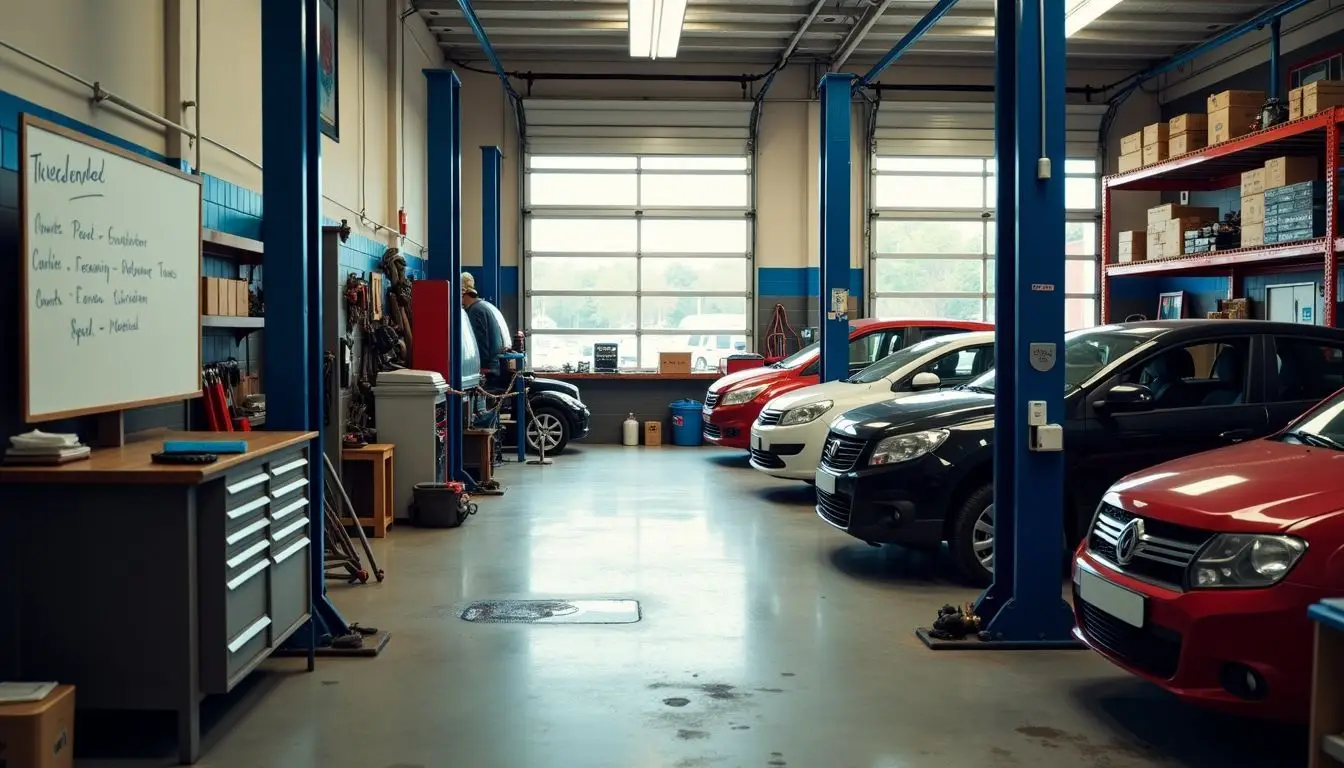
[1189,534,1307,589]
[868,429,948,466]
[780,400,833,426]
[721,385,767,406]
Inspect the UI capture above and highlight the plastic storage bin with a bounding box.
[670,400,704,446]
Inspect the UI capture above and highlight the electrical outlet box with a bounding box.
[1032,423,1064,452]
[1027,400,1048,427]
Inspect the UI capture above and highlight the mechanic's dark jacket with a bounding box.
[467,298,506,372]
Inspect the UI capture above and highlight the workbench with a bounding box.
[1311,599,1344,767]
[0,430,318,765]
[534,372,718,443]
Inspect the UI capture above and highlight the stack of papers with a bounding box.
[4,431,90,465]
[0,682,57,703]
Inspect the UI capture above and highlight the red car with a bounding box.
[700,319,992,449]
[1073,386,1344,722]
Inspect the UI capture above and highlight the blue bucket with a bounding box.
[669,399,704,446]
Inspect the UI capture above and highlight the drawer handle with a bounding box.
[270,457,308,477]
[270,478,309,499]
[273,537,310,564]
[271,517,308,542]
[270,497,309,522]
[226,518,270,546]
[225,473,269,495]
[226,559,269,591]
[228,616,272,653]
[226,539,270,570]
[226,495,269,520]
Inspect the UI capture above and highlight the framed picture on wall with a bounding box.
[1157,291,1186,320]
[318,0,339,141]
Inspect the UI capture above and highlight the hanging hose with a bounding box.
[763,303,800,359]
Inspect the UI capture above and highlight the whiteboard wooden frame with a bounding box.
[19,114,204,422]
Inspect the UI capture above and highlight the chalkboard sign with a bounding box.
[593,342,618,373]
[21,116,203,422]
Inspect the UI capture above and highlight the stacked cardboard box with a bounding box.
[1236,157,1318,247]
[1167,113,1207,156]
[200,277,251,317]
[1117,230,1146,263]
[1288,81,1344,120]
[1208,299,1251,320]
[1141,122,1168,166]
[1207,89,1264,145]
[1147,203,1218,259]
[1118,131,1143,173]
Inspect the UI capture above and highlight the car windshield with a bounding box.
[955,328,1154,394]
[772,342,818,369]
[847,335,961,384]
[1280,391,1344,451]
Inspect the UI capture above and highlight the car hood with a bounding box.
[709,364,795,393]
[1109,439,1344,532]
[527,376,580,401]
[764,379,883,413]
[830,389,995,439]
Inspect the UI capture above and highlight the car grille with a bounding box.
[1075,591,1183,680]
[816,489,851,528]
[703,423,722,440]
[819,435,866,473]
[749,448,785,469]
[1088,503,1211,590]
[757,409,783,427]
[705,391,720,408]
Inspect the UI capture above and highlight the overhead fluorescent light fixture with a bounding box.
[629,0,687,59]
[1065,0,1124,37]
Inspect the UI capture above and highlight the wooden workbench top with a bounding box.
[539,372,719,382]
[0,430,318,485]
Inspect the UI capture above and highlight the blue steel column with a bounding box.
[480,146,503,305]
[1269,18,1283,100]
[818,73,855,383]
[426,70,468,483]
[980,0,1075,642]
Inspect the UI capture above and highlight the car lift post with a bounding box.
[818,72,854,384]
[262,0,348,654]
[480,145,503,305]
[426,69,471,487]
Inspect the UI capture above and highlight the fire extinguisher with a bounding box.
[398,207,408,236]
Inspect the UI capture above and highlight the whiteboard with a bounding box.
[21,116,202,422]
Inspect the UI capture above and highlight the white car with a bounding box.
[748,332,995,481]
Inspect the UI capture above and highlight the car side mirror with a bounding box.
[908,372,942,392]
[1095,383,1155,413]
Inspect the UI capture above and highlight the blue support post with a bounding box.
[977,0,1075,644]
[1269,18,1283,101]
[262,0,345,651]
[426,70,470,485]
[480,146,503,305]
[855,0,961,88]
[818,73,855,384]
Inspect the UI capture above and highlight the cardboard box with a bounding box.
[1241,193,1265,226]
[0,685,75,768]
[1168,113,1207,135]
[1117,231,1146,263]
[1169,132,1207,156]
[1241,221,1265,247]
[223,280,238,317]
[1142,122,1169,146]
[236,281,250,317]
[1207,89,1265,112]
[1120,131,1143,156]
[1142,143,1168,166]
[1209,106,1262,144]
[1264,156,1318,190]
[1289,88,1303,121]
[1118,150,1143,173]
[1147,204,1218,227]
[201,277,221,315]
[1241,168,1266,196]
[658,352,692,375]
[644,421,662,446]
[1303,81,1344,115]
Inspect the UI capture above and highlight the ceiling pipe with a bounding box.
[780,0,829,65]
[832,0,895,72]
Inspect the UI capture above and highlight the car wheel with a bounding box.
[950,484,995,585]
[526,407,570,455]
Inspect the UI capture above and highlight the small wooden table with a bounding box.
[341,443,395,537]
[464,428,496,486]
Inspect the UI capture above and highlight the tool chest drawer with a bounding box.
[270,531,310,637]
[223,547,269,640]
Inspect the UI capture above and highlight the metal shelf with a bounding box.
[202,315,264,331]
[1104,238,1330,277]
[202,228,264,264]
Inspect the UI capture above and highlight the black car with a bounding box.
[498,373,591,455]
[815,320,1344,583]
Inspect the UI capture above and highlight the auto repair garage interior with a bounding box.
[12,0,1344,765]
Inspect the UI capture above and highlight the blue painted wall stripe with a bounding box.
[758,267,865,298]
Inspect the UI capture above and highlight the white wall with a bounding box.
[0,0,441,255]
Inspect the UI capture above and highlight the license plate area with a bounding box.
[751,432,766,451]
[1079,568,1145,628]
[815,469,837,494]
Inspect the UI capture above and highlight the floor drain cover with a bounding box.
[460,599,641,624]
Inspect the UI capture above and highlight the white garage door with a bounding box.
[522,99,754,372]
[871,101,1106,329]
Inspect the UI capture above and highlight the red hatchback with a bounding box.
[1073,387,1344,722]
[700,319,992,449]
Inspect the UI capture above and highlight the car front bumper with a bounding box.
[1072,551,1321,722]
[747,421,825,480]
[701,403,762,450]
[813,454,954,546]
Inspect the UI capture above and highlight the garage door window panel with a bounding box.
[529,155,638,170]
[528,173,639,207]
[874,220,986,255]
[530,256,638,292]
[875,175,987,209]
[640,297,748,330]
[640,174,749,208]
[641,257,749,293]
[531,295,638,331]
[642,219,748,254]
[531,333,639,369]
[531,219,638,253]
[875,297,986,322]
[876,258,983,294]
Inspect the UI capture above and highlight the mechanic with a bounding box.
[461,272,510,392]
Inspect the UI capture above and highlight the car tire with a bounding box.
[526,407,570,455]
[950,484,995,586]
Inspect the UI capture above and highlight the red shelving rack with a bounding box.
[1100,107,1342,325]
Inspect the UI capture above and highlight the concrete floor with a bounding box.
[82,445,1306,767]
